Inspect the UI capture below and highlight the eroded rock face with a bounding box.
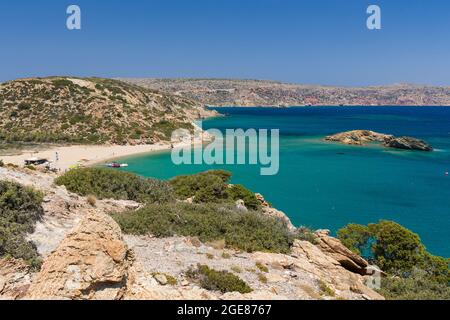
[1,166,384,301]
[25,211,132,300]
[125,235,384,300]
[325,130,433,151]
[291,240,383,300]
[325,130,391,146]
[382,136,433,151]
[313,230,369,275]
[255,193,297,232]
[0,258,34,300]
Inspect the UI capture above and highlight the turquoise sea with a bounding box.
[119,107,450,257]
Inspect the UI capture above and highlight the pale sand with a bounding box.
[0,143,174,171]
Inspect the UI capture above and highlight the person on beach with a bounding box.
[55,152,59,162]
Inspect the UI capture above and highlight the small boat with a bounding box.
[25,157,49,166]
[106,162,121,168]
[106,162,128,168]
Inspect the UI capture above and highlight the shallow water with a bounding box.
[119,107,450,257]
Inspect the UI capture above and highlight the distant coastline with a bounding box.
[122,78,450,107]
[206,104,450,108]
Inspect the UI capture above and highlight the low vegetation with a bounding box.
[56,169,293,253]
[55,168,174,204]
[0,77,205,145]
[0,180,44,268]
[51,167,450,299]
[255,262,269,273]
[338,220,449,300]
[257,273,268,284]
[86,195,97,207]
[186,264,252,294]
[112,202,293,253]
[318,280,335,297]
[294,227,318,244]
[151,272,177,286]
[170,170,260,210]
[379,269,450,300]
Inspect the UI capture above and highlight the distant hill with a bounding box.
[122,78,450,106]
[0,77,215,145]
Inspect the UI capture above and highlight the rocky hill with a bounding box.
[122,78,450,106]
[0,77,215,145]
[0,166,383,300]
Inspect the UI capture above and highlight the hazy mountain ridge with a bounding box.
[122,78,450,106]
[0,77,215,145]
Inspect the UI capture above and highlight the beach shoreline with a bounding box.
[0,143,175,172]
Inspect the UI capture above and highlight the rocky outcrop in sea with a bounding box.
[325,130,433,151]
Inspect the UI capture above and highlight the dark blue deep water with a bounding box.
[120,107,450,257]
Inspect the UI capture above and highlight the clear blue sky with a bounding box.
[0,0,449,86]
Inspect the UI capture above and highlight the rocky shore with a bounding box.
[0,167,383,300]
[325,130,433,151]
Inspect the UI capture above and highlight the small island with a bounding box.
[324,130,433,151]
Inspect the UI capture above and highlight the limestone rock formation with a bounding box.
[325,130,432,151]
[125,235,384,300]
[383,136,433,151]
[0,258,34,300]
[0,166,384,301]
[255,193,297,232]
[291,240,383,300]
[313,230,369,275]
[25,211,132,300]
[325,130,390,145]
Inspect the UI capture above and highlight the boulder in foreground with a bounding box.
[25,211,132,300]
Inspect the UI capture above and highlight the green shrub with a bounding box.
[152,272,178,286]
[258,273,268,284]
[52,79,74,88]
[337,220,449,299]
[86,195,97,207]
[231,266,242,273]
[55,168,174,204]
[0,180,44,268]
[17,103,31,111]
[0,159,4,167]
[170,170,230,202]
[186,264,252,294]
[112,202,293,253]
[221,252,231,259]
[338,220,448,281]
[337,223,373,256]
[170,170,260,209]
[255,262,269,273]
[151,121,193,140]
[227,184,260,210]
[379,269,450,300]
[318,280,335,297]
[294,227,318,244]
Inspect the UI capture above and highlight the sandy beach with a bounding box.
[0,143,173,171]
